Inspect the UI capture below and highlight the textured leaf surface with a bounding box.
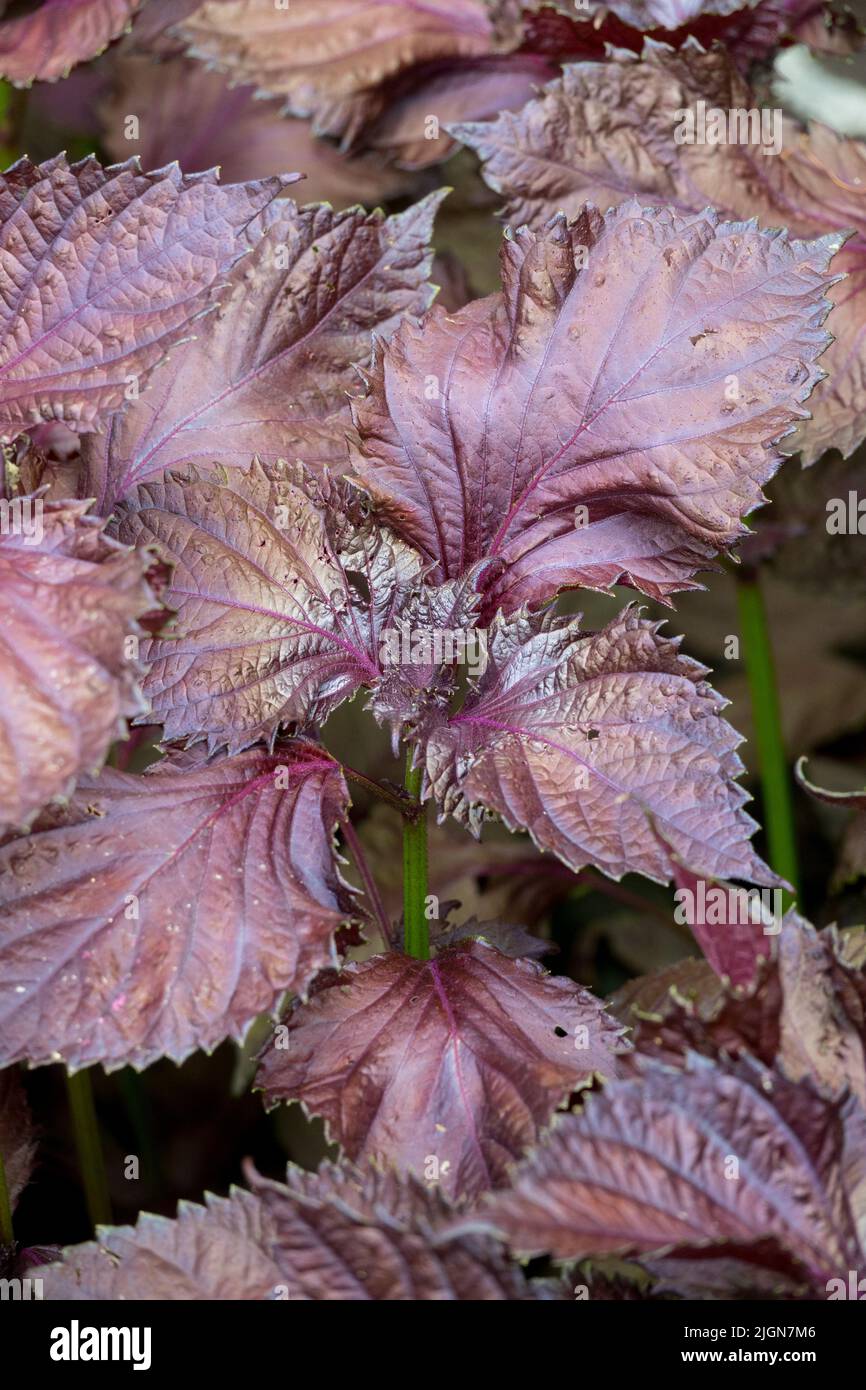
[0,1068,35,1209]
[178,0,496,146]
[0,155,290,443]
[0,741,351,1070]
[116,462,427,751]
[258,938,626,1198]
[424,606,777,887]
[519,0,814,69]
[476,1054,866,1288]
[454,45,864,462]
[0,498,155,833]
[351,201,841,612]
[81,193,443,511]
[248,1163,547,1299]
[606,0,758,25]
[0,0,140,84]
[34,1162,541,1299]
[33,1188,290,1299]
[612,912,866,1107]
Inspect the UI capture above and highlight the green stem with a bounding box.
[402,752,429,959]
[65,1069,112,1230]
[117,1068,163,1191]
[0,81,25,169]
[735,572,800,904]
[0,1145,13,1245]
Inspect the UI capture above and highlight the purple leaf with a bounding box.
[33,1161,542,1299]
[613,910,866,1109]
[0,740,352,1070]
[33,1188,292,1299]
[519,0,820,70]
[0,0,140,85]
[423,605,779,888]
[473,1053,865,1292]
[370,563,487,740]
[115,462,428,752]
[454,44,865,463]
[670,863,774,987]
[80,192,443,511]
[0,155,292,443]
[177,0,498,147]
[350,202,841,613]
[363,52,556,169]
[99,54,416,205]
[0,497,156,834]
[257,938,627,1198]
[246,1161,549,1300]
[603,0,760,25]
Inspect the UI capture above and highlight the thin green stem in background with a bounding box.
[0,1145,14,1246]
[65,1068,112,1230]
[402,752,429,959]
[0,81,24,169]
[117,1068,164,1192]
[736,571,800,905]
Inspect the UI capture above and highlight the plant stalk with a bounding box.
[402,753,429,959]
[65,1069,112,1230]
[341,761,421,820]
[735,571,800,904]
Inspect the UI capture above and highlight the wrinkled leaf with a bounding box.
[34,1160,542,1299]
[424,606,778,888]
[0,740,352,1070]
[178,0,497,146]
[605,0,764,25]
[116,462,427,751]
[454,44,864,462]
[81,192,443,511]
[351,201,841,612]
[0,154,291,443]
[0,0,140,85]
[612,910,866,1107]
[520,0,817,67]
[473,1053,865,1291]
[0,497,155,833]
[257,938,626,1197]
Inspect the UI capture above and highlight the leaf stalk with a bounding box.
[65,1068,112,1231]
[402,753,430,959]
[735,571,800,904]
